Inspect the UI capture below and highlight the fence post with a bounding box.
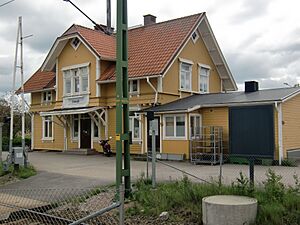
[0,122,3,163]
[152,129,156,189]
[219,152,223,186]
[119,184,125,225]
[249,157,255,188]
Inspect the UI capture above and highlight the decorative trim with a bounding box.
[61,62,90,71]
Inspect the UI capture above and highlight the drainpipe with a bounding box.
[275,102,283,165]
[146,77,158,104]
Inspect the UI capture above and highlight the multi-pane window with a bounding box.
[71,37,80,50]
[72,115,79,139]
[129,116,141,140]
[192,31,199,43]
[63,66,89,96]
[180,62,192,91]
[190,115,201,139]
[199,67,210,93]
[42,91,52,103]
[165,115,186,138]
[43,116,53,139]
[129,80,139,95]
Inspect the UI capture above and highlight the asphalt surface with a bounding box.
[1,151,300,189]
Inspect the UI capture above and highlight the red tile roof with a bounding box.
[99,64,116,81]
[63,25,116,60]
[23,69,55,93]
[24,13,204,92]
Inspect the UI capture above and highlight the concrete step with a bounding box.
[61,148,99,155]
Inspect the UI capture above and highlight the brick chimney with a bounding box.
[245,81,259,93]
[143,14,156,26]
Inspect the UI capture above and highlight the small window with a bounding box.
[129,80,139,95]
[199,66,210,93]
[180,62,192,91]
[129,116,141,140]
[42,91,52,103]
[190,115,202,139]
[72,115,79,139]
[93,121,99,138]
[192,31,199,43]
[71,37,80,50]
[43,116,53,140]
[164,115,186,138]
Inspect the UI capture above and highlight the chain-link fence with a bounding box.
[0,186,124,225]
[145,152,300,188]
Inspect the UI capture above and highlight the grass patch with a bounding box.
[128,171,300,225]
[0,162,37,180]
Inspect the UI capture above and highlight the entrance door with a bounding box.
[147,117,160,152]
[80,118,91,149]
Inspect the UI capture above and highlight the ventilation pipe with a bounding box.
[106,0,112,34]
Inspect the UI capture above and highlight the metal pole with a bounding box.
[116,0,130,196]
[119,184,125,225]
[152,129,156,188]
[0,123,3,163]
[146,148,149,179]
[20,16,27,167]
[9,17,20,164]
[249,158,255,187]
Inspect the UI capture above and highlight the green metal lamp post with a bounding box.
[63,0,131,195]
[116,0,131,196]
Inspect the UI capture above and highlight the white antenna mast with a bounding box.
[9,16,31,167]
[9,17,20,164]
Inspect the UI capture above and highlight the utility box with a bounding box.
[13,147,24,166]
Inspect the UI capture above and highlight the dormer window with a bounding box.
[42,91,52,104]
[192,31,199,43]
[71,37,80,50]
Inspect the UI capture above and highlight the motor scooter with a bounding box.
[99,137,112,157]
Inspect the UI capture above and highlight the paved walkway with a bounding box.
[1,151,300,189]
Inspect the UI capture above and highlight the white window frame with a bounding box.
[41,91,52,104]
[42,116,54,141]
[92,120,100,141]
[191,31,199,43]
[163,114,187,140]
[62,63,90,97]
[129,80,140,95]
[198,63,210,93]
[70,37,81,50]
[179,59,193,92]
[71,115,80,141]
[189,114,202,139]
[129,115,142,141]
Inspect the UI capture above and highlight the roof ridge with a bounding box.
[129,12,204,31]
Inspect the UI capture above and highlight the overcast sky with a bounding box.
[0,0,299,94]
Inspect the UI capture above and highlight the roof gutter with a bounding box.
[146,77,158,104]
[151,100,280,114]
[96,74,161,84]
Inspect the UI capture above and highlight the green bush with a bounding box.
[1,136,31,151]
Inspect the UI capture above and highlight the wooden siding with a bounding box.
[201,107,229,150]
[162,140,190,158]
[282,94,300,158]
[162,37,221,99]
